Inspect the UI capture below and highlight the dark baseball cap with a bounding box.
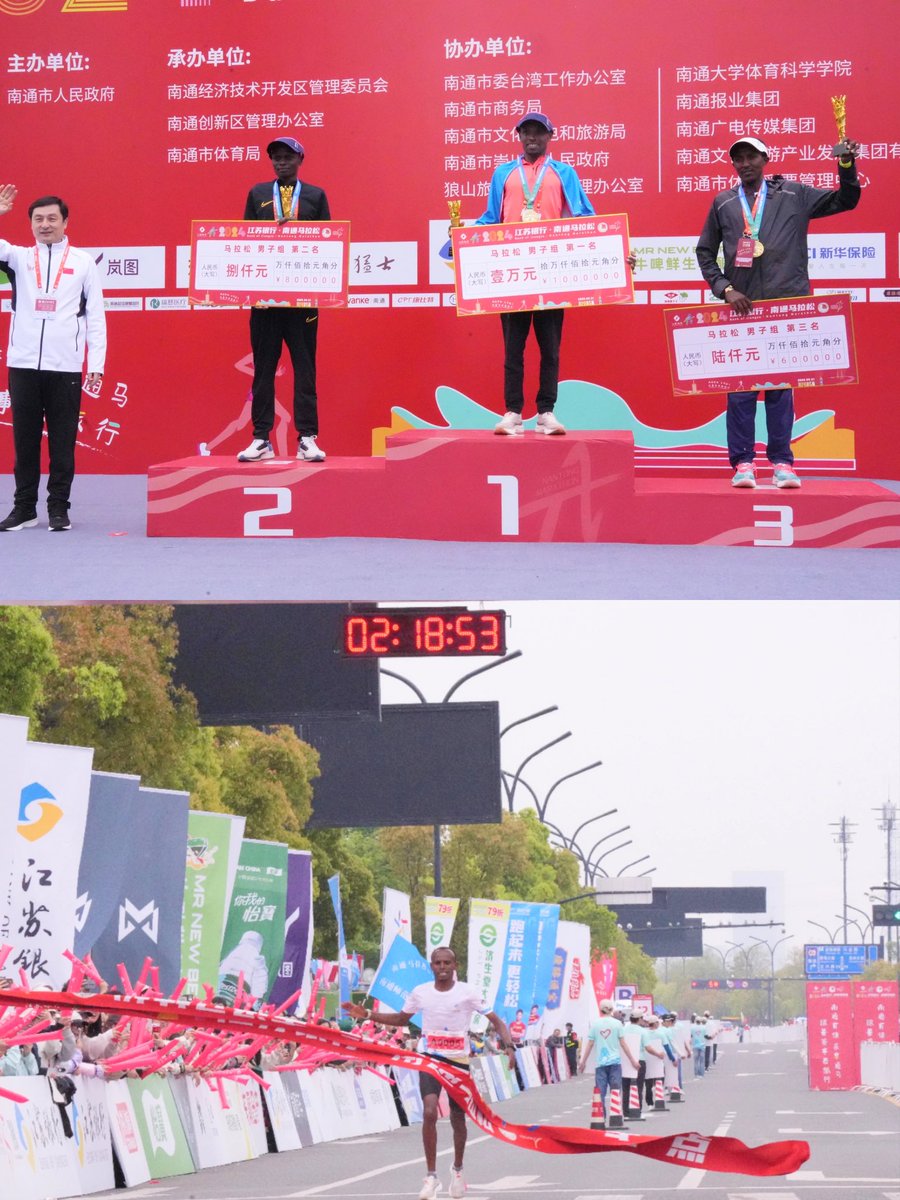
[267,136,305,157]
[515,113,554,133]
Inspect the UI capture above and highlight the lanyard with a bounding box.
[33,243,70,293]
[738,180,767,239]
[517,156,552,209]
[272,180,301,220]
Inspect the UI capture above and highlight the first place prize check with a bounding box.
[451,214,633,317]
[189,219,350,308]
[665,293,857,396]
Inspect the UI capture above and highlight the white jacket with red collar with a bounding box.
[0,235,106,374]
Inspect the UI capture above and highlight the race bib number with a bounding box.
[427,1033,467,1056]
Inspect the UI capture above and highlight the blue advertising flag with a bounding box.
[493,900,560,1029]
[529,902,561,1018]
[328,874,352,1009]
[367,935,432,1025]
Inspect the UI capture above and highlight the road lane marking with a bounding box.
[778,1128,897,1135]
[675,1114,735,1190]
[286,1135,492,1195]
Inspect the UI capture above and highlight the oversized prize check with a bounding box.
[450,214,633,316]
[189,219,350,308]
[665,293,857,396]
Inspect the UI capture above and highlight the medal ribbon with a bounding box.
[738,180,767,240]
[33,243,70,293]
[272,180,301,220]
[517,155,552,212]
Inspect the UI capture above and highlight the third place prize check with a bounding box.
[189,220,350,308]
[665,293,857,396]
[451,214,633,316]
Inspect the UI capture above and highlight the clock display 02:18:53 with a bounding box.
[343,610,507,657]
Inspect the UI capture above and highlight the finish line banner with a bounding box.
[189,220,351,308]
[451,215,633,316]
[0,987,808,1177]
[665,293,858,396]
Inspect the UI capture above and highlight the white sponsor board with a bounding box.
[84,246,167,290]
[261,1072,302,1152]
[2,738,94,988]
[350,241,417,286]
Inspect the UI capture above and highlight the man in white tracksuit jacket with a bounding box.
[0,184,106,531]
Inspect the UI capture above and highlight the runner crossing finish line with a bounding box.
[0,974,809,1180]
[344,945,516,1200]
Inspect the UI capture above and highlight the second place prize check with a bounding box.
[451,214,633,316]
[189,220,350,308]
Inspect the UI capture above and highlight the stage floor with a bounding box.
[0,473,898,603]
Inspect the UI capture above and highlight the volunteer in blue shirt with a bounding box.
[579,998,639,1105]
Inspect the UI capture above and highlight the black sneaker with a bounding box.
[0,507,38,531]
[48,509,72,532]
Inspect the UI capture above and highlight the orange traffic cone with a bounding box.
[590,1087,606,1130]
[653,1078,668,1111]
[607,1086,624,1128]
[625,1080,645,1121]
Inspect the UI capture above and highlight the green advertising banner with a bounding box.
[218,838,289,1006]
[180,810,245,998]
[128,1076,196,1179]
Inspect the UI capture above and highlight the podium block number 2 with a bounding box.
[243,487,293,537]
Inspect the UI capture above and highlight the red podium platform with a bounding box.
[147,431,900,548]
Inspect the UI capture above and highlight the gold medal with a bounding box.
[520,205,541,223]
[753,240,765,258]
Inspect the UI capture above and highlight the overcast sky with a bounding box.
[377,601,900,964]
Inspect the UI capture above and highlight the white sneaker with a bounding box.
[298,436,326,462]
[536,411,566,435]
[448,1168,466,1198]
[418,1175,441,1200]
[237,438,274,461]
[494,411,523,435]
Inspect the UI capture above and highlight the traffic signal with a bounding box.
[872,904,900,926]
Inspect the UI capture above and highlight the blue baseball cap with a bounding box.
[267,136,305,157]
[515,113,554,134]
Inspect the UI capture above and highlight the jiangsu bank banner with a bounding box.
[0,0,896,477]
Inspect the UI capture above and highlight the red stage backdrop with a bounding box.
[1,0,896,476]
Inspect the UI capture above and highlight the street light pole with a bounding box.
[808,919,839,944]
[749,934,793,1025]
[587,839,632,883]
[830,817,856,943]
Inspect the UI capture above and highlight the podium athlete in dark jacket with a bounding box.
[238,135,331,463]
[696,134,860,489]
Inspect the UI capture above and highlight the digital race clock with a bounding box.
[342,609,507,657]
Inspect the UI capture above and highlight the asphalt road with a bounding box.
[92,1040,900,1200]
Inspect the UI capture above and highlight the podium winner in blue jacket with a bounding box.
[476,114,594,436]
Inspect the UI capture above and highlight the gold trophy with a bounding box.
[447,200,462,229]
[831,94,848,158]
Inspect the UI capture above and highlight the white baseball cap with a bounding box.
[729,136,768,157]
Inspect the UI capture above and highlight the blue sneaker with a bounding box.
[731,464,756,488]
[772,463,801,488]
